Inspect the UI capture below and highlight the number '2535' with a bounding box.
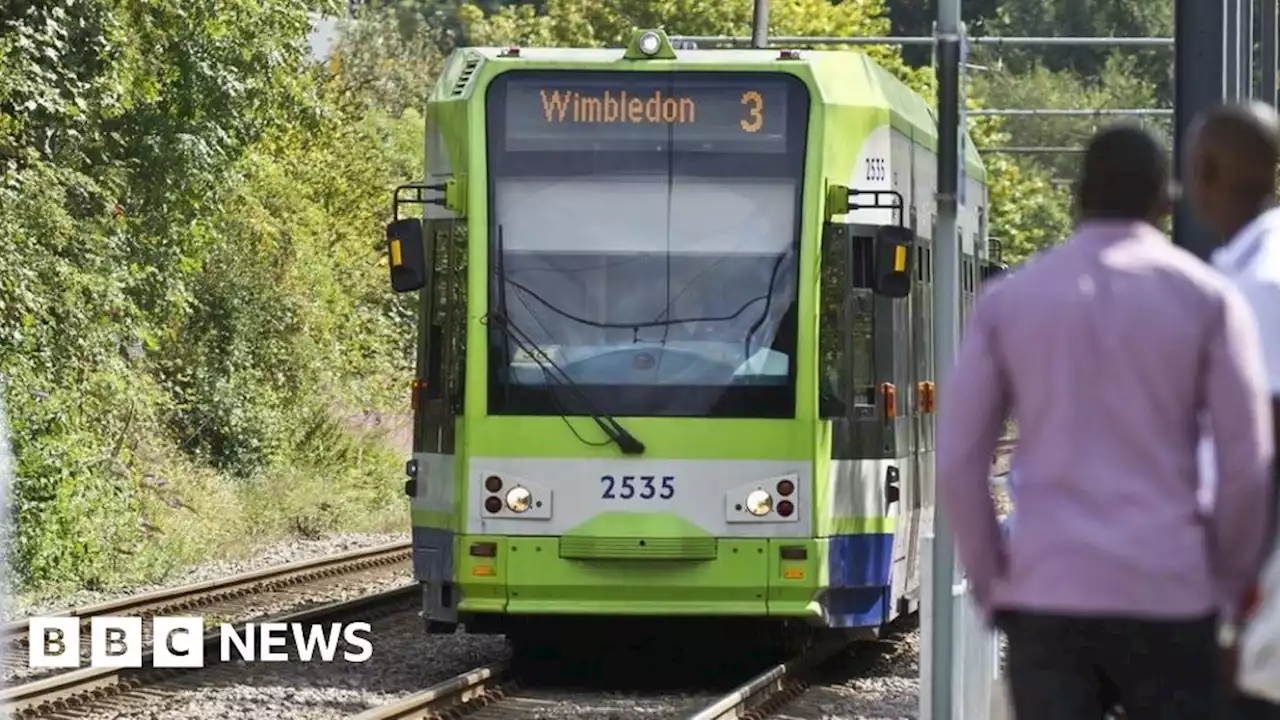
[601,475,674,500]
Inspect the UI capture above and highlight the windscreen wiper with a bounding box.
[485,311,646,456]
[489,224,644,456]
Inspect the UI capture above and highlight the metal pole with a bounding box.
[967,108,1173,117]
[1264,0,1278,105]
[1173,0,1227,259]
[1223,0,1233,99]
[1239,0,1249,98]
[930,0,962,715]
[666,35,1175,47]
[981,146,1176,154]
[750,0,769,49]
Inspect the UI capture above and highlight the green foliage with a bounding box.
[970,53,1168,179]
[329,1,455,115]
[458,0,928,87]
[1,0,416,592]
[981,0,1172,103]
[881,0,1172,260]
[964,55,1167,261]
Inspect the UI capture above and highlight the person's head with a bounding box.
[1187,101,1280,242]
[1074,123,1173,225]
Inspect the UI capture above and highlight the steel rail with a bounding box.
[686,640,849,720]
[1,539,411,643]
[349,661,513,720]
[0,584,418,718]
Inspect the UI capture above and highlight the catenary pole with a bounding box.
[750,0,769,49]
[1264,0,1278,104]
[930,0,963,715]
[1228,0,1241,100]
[1173,0,1227,259]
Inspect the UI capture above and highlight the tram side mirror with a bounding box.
[872,225,915,299]
[386,218,427,293]
[819,392,847,419]
[981,261,1009,282]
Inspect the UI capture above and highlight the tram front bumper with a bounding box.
[453,535,822,618]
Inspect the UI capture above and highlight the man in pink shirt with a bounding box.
[938,124,1274,719]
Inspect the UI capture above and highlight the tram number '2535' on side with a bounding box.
[601,475,675,500]
[864,157,887,182]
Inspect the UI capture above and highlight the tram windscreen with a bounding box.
[485,71,810,419]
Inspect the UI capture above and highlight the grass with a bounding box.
[11,414,409,612]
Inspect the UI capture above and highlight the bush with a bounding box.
[0,0,421,594]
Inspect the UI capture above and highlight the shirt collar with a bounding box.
[1071,219,1166,244]
[1212,205,1280,273]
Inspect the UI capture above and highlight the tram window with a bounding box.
[849,293,875,404]
[819,236,847,400]
[851,235,875,289]
[820,236,876,407]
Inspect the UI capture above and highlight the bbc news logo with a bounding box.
[28,617,373,668]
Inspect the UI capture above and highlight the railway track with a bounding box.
[0,584,419,719]
[1,540,410,699]
[1,442,1016,719]
[347,639,850,720]
[343,445,1019,720]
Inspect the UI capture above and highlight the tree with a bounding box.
[328,1,454,115]
[458,0,928,87]
[969,53,1167,181]
[983,0,1173,103]
[1,0,418,590]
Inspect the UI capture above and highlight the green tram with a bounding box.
[384,29,1003,646]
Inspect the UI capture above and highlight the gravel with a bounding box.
[4,453,1017,718]
[2,532,408,623]
[2,561,416,685]
[776,625,922,720]
[97,612,510,720]
[771,462,1014,720]
[459,689,722,720]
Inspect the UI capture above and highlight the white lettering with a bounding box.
[291,623,343,662]
[153,617,204,668]
[28,617,80,668]
[258,622,290,661]
[89,617,142,668]
[221,623,255,662]
[342,622,373,662]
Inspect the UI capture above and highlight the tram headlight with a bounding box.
[505,486,533,513]
[638,30,662,56]
[745,489,773,516]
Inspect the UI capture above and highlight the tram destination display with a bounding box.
[497,73,795,152]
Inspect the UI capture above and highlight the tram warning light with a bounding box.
[918,381,936,413]
[880,382,897,420]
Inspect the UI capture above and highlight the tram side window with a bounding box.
[819,232,877,410]
[443,221,468,412]
[428,219,468,413]
[849,236,877,407]
[819,234,847,402]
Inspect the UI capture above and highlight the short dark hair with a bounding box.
[1076,124,1170,220]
